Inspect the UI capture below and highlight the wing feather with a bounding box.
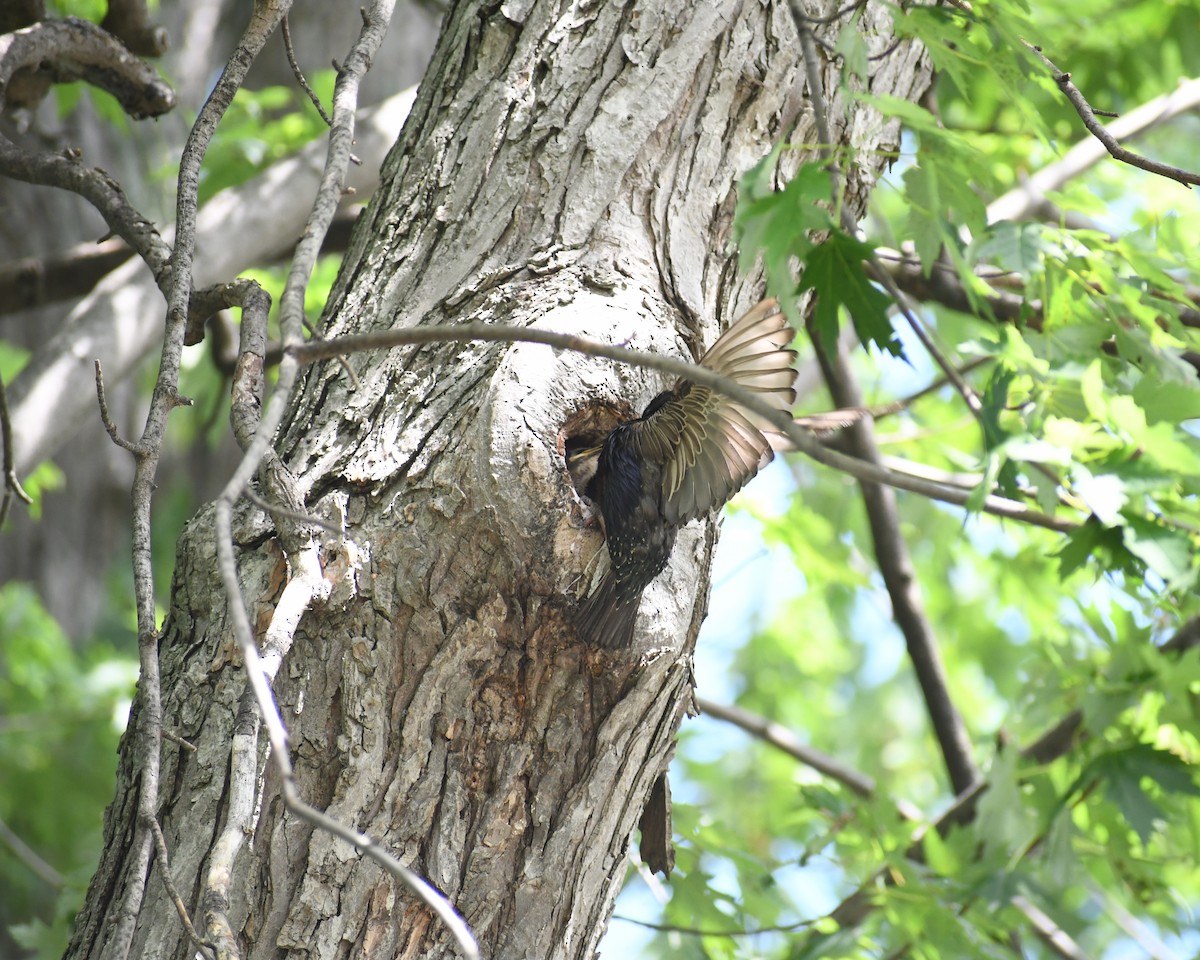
[660,300,797,525]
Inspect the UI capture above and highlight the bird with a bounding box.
[568,298,799,648]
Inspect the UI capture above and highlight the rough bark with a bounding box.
[66,2,930,958]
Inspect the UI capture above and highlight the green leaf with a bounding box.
[734,158,833,305]
[1121,516,1197,590]
[1053,519,1137,579]
[835,21,870,83]
[800,230,900,357]
[1089,745,1200,845]
[1132,377,1200,425]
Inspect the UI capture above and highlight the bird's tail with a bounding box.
[575,571,642,649]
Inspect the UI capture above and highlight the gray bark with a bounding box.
[66,1,930,958]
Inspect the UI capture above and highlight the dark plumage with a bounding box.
[571,299,798,648]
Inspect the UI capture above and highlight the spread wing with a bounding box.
[653,300,797,525]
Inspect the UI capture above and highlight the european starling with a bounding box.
[570,299,798,648]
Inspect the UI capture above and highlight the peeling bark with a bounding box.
[67,2,930,958]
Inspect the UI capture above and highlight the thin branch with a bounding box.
[810,610,1198,952]
[877,247,1200,342]
[105,5,287,959]
[0,372,33,528]
[290,323,1079,533]
[795,7,981,798]
[987,75,1200,224]
[241,485,348,538]
[0,19,175,278]
[0,812,65,889]
[0,17,173,116]
[281,15,333,126]
[697,698,876,799]
[93,360,140,454]
[201,3,479,957]
[1086,884,1180,960]
[1022,41,1200,188]
[613,913,815,937]
[160,728,197,752]
[697,700,1088,959]
[814,340,981,798]
[148,819,215,960]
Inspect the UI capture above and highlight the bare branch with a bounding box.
[988,75,1200,224]
[105,5,290,958]
[876,247,1200,346]
[815,339,981,795]
[5,88,414,478]
[0,811,64,889]
[281,15,332,127]
[197,4,479,957]
[148,819,215,960]
[0,372,32,527]
[1022,41,1200,188]
[0,19,175,278]
[697,697,878,798]
[242,485,348,538]
[613,913,814,938]
[291,321,1079,533]
[790,9,981,799]
[0,17,173,116]
[93,360,140,454]
[697,699,1089,959]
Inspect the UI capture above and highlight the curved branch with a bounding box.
[1021,42,1200,189]
[200,3,480,957]
[0,18,175,277]
[106,6,286,959]
[291,321,1080,535]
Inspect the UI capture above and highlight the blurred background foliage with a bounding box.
[2,0,1199,958]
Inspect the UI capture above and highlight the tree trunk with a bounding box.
[67,2,929,958]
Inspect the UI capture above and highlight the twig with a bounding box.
[160,729,198,752]
[0,18,175,280]
[291,321,1078,533]
[808,611,1197,953]
[987,75,1200,224]
[281,15,333,126]
[93,361,140,453]
[1086,884,1179,960]
[1011,896,1092,960]
[203,3,479,957]
[148,819,216,960]
[613,913,815,937]
[697,698,875,799]
[105,6,287,959]
[0,812,65,889]
[699,698,1088,959]
[1022,41,1200,188]
[0,372,33,527]
[242,485,348,538]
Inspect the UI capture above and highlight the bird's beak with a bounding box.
[566,444,603,465]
